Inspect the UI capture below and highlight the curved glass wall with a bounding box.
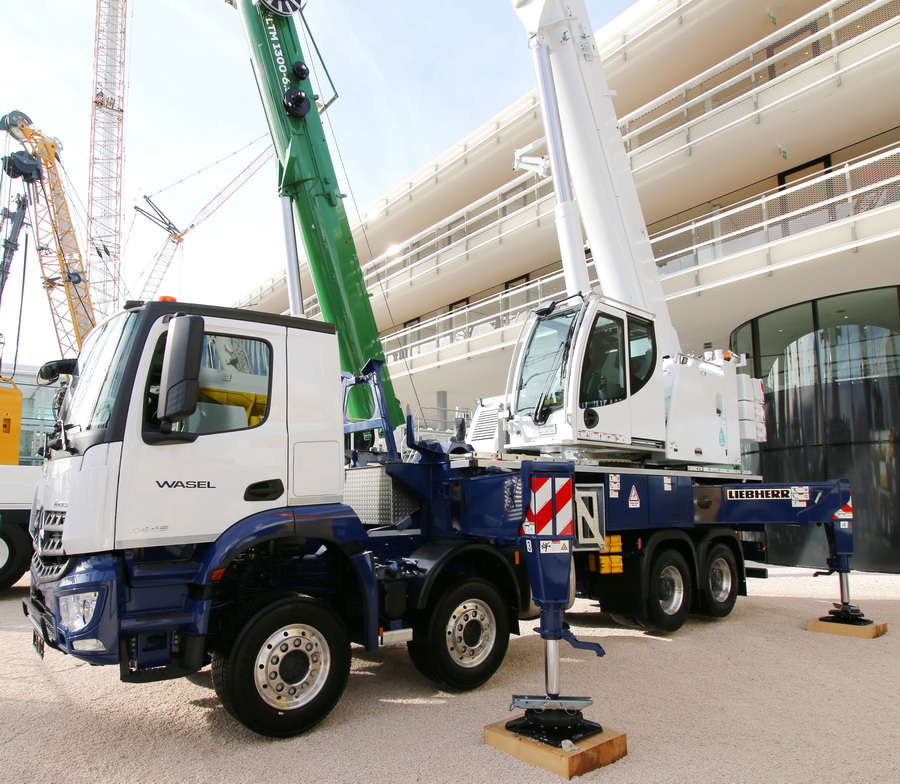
[732,286,900,573]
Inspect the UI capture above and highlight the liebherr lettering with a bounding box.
[155,480,217,489]
[726,488,791,500]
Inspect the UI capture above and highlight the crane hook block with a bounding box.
[283,88,311,118]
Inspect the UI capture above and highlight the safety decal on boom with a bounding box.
[833,498,853,520]
[521,476,574,537]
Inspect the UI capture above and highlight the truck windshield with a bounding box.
[514,308,579,416]
[61,312,139,433]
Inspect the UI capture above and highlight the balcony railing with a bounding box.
[381,143,900,371]
[620,0,900,168]
[382,271,568,371]
[652,142,900,273]
[361,173,554,297]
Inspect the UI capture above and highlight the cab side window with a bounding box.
[579,314,626,408]
[628,317,656,395]
[187,334,271,434]
[143,332,272,435]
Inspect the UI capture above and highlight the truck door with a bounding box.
[114,315,288,549]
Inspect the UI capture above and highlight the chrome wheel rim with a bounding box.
[657,565,685,616]
[709,556,733,603]
[254,623,330,710]
[444,599,496,668]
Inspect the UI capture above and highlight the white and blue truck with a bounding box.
[22,0,870,738]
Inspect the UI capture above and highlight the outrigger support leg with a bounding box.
[507,462,606,748]
[813,564,873,626]
[813,516,873,627]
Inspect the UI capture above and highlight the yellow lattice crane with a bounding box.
[1,111,95,357]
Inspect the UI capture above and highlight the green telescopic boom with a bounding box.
[235,0,402,427]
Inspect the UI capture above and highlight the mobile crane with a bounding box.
[22,0,868,740]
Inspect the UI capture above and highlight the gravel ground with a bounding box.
[1,565,896,784]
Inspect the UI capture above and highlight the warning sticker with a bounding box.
[609,474,620,499]
[663,476,673,491]
[791,485,810,508]
[539,540,570,554]
[628,486,640,509]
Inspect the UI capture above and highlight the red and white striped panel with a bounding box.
[833,495,853,520]
[522,475,574,536]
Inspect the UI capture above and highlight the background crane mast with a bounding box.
[86,0,128,320]
[1,112,95,358]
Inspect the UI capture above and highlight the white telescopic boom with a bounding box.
[513,0,680,357]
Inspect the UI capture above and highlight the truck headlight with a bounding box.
[59,591,99,632]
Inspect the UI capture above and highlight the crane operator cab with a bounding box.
[508,292,667,462]
[470,291,764,468]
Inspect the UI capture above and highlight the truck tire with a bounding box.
[211,596,350,738]
[646,549,692,632]
[697,543,738,617]
[408,578,509,690]
[0,523,32,591]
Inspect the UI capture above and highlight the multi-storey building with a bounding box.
[237,0,899,571]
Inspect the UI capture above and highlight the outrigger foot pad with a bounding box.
[819,602,874,626]
[506,709,603,748]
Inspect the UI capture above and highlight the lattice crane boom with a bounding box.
[86,0,128,320]
[1,111,95,358]
[135,144,275,300]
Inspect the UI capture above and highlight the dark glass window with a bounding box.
[579,314,625,408]
[628,317,656,395]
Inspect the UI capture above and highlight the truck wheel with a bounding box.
[408,578,509,690]
[646,549,692,632]
[211,596,350,738]
[698,544,738,617]
[0,523,32,591]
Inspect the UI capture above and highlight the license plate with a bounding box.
[32,628,45,659]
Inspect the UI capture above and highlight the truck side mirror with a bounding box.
[157,314,205,427]
[36,358,77,386]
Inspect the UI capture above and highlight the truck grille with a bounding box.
[30,508,73,583]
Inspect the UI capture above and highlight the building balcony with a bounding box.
[380,141,900,410]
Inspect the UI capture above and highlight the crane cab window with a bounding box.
[579,314,626,408]
[515,308,579,416]
[628,317,656,395]
[144,332,272,435]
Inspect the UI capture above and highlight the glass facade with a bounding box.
[732,286,900,573]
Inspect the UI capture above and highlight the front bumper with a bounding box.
[23,553,121,665]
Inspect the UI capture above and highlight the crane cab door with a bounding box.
[568,299,666,452]
[114,315,289,550]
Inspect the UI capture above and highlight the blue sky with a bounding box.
[0,0,636,367]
